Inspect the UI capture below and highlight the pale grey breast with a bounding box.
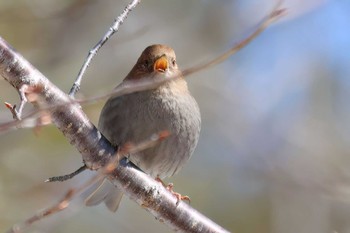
[98,80,201,178]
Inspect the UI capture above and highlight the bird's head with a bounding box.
[125,44,181,81]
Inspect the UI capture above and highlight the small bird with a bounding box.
[85,44,201,212]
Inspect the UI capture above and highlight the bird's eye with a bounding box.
[172,59,176,66]
[141,60,149,69]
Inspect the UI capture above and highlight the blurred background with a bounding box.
[0,0,349,232]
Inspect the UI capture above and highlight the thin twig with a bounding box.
[6,131,169,233]
[183,1,286,76]
[80,3,287,103]
[7,177,103,233]
[4,84,29,120]
[69,0,141,97]
[4,102,19,120]
[45,165,87,182]
[15,84,28,119]
[0,4,285,134]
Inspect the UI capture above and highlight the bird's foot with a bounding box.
[166,183,191,205]
[155,177,191,206]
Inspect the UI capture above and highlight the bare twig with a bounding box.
[4,102,19,120]
[15,84,28,118]
[4,84,28,120]
[76,3,286,104]
[183,1,286,76]
[6,131,168,233]
[7,176,105,233]
[0,4,285,134]
[69,0,141,97]
[45,165,87,182]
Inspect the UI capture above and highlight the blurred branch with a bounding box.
[0,37,229,232]
[69,0,141,97]
[0,3,285,133]
[183,1,286,76]
[7,131,168,233]
[78,2,286,105]
[7,188,83,233]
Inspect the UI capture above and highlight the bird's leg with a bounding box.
[155,177,190,205]
[45,165,87,182]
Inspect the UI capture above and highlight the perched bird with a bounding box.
[85,44,201,212]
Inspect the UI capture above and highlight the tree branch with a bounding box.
[6,132,169,233]
[69,0,141,97]
[0,2,286,231]
[0,37,229,232]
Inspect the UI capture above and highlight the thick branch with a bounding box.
[0,37,229,232]
[0,38,115,170]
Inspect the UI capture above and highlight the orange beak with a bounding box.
[153,56,168,72]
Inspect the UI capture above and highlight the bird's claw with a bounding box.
[155,178,191,205]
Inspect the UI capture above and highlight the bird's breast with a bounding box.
[99,81,201,178]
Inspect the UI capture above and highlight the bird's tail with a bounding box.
[85,178,123,212]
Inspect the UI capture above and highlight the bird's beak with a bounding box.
[154,56,168,72]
